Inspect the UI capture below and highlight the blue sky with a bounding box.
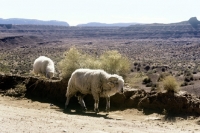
[0,0,199,26]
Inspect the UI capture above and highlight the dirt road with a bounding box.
[0,95,199,133]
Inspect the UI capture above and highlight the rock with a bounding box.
[188,17,200,28]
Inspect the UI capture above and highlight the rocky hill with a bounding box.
[0,18,69,26]
[0,17,199,39]
[77,22,141,27]
[123,17,200,39]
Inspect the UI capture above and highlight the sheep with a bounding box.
[33,56,55,79]
[65,68,124,113]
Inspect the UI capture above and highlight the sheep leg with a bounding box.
[78,95,87,112]
[105,97,110,113]
[65,95,72,109]
[92,92,100,113]
[94,99,99,113]
[93,94,100,113]
[46,72,50,79]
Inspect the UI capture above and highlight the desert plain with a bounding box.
[0,19,200,132]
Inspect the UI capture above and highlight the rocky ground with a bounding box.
[0,95,200,133]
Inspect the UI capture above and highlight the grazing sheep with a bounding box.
[33,56,55,78]
[65,68,124,113]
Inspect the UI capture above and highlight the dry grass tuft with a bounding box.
[99,50,131,77]
[162,75,180,92]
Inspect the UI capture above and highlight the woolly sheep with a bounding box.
[33,56,55,78]
[65,68,124,113]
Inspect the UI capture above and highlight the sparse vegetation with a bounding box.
[58,47,92,79]
[142,77,152,84]
[5,83,26,97]
[0,63,9,74]
[58,47,131,79]
[162,75,179,92]
[99,50,131,77]
[158,72,171,82]
[142,77,154,87]
[1,24,200,131]
[1,25,200,96]
[126,72,148,88]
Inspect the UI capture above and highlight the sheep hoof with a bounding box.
[105,109,110,113]
[64,105,67,109]
[82,107,87,112]
[94,108,99,113]
[64,107,70,113]
[64,105,70,111]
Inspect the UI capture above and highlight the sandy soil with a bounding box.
[0,95,199,133]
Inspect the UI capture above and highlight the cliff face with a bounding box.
[123,17,200,39]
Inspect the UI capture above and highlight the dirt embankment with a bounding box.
[0,74,200,115]
[1,74,200,133]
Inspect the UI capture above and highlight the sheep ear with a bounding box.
[107,82,115,88]
[108,77,118,82]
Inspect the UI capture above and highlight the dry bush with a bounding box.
[162,75,179,92]
[5,84,26,97]
[55,47,85,78]
[142,77,154,87]
[99,50,131,77]
[58,47,98,79]
[157,72,171,82]
[0,63,9,73]
[58,47,131,79]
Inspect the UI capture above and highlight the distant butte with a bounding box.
[188,17,200,28]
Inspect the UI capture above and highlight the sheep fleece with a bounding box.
[66,69,124,98]
[33,56,55,78]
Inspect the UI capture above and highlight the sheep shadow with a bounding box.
[38,98,113,119]
[25,95,119,120]
[63,109,113,119]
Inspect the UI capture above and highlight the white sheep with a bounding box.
[33,56,55,78]
[65,68,124,113]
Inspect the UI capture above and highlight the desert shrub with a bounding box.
[183,69,194,82]
[157,72,171,82]
[0,63,10,73]
[5,84,26,97]
[143,77,156,87]
[58,47,100,79]
[58,47,82,79]
[136,67,140,71]
[161,68,166,72]
[58,47,131,79]
[184,76,194,82]
[192,70,197,74]
[144,65,150,71]
[99,50,131,77]
[175,71,183,77]
[181,82,188,86]
[184,69,193,77]
[142,77,152,84]
[162,76,179,92]
[133,62,138,66]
